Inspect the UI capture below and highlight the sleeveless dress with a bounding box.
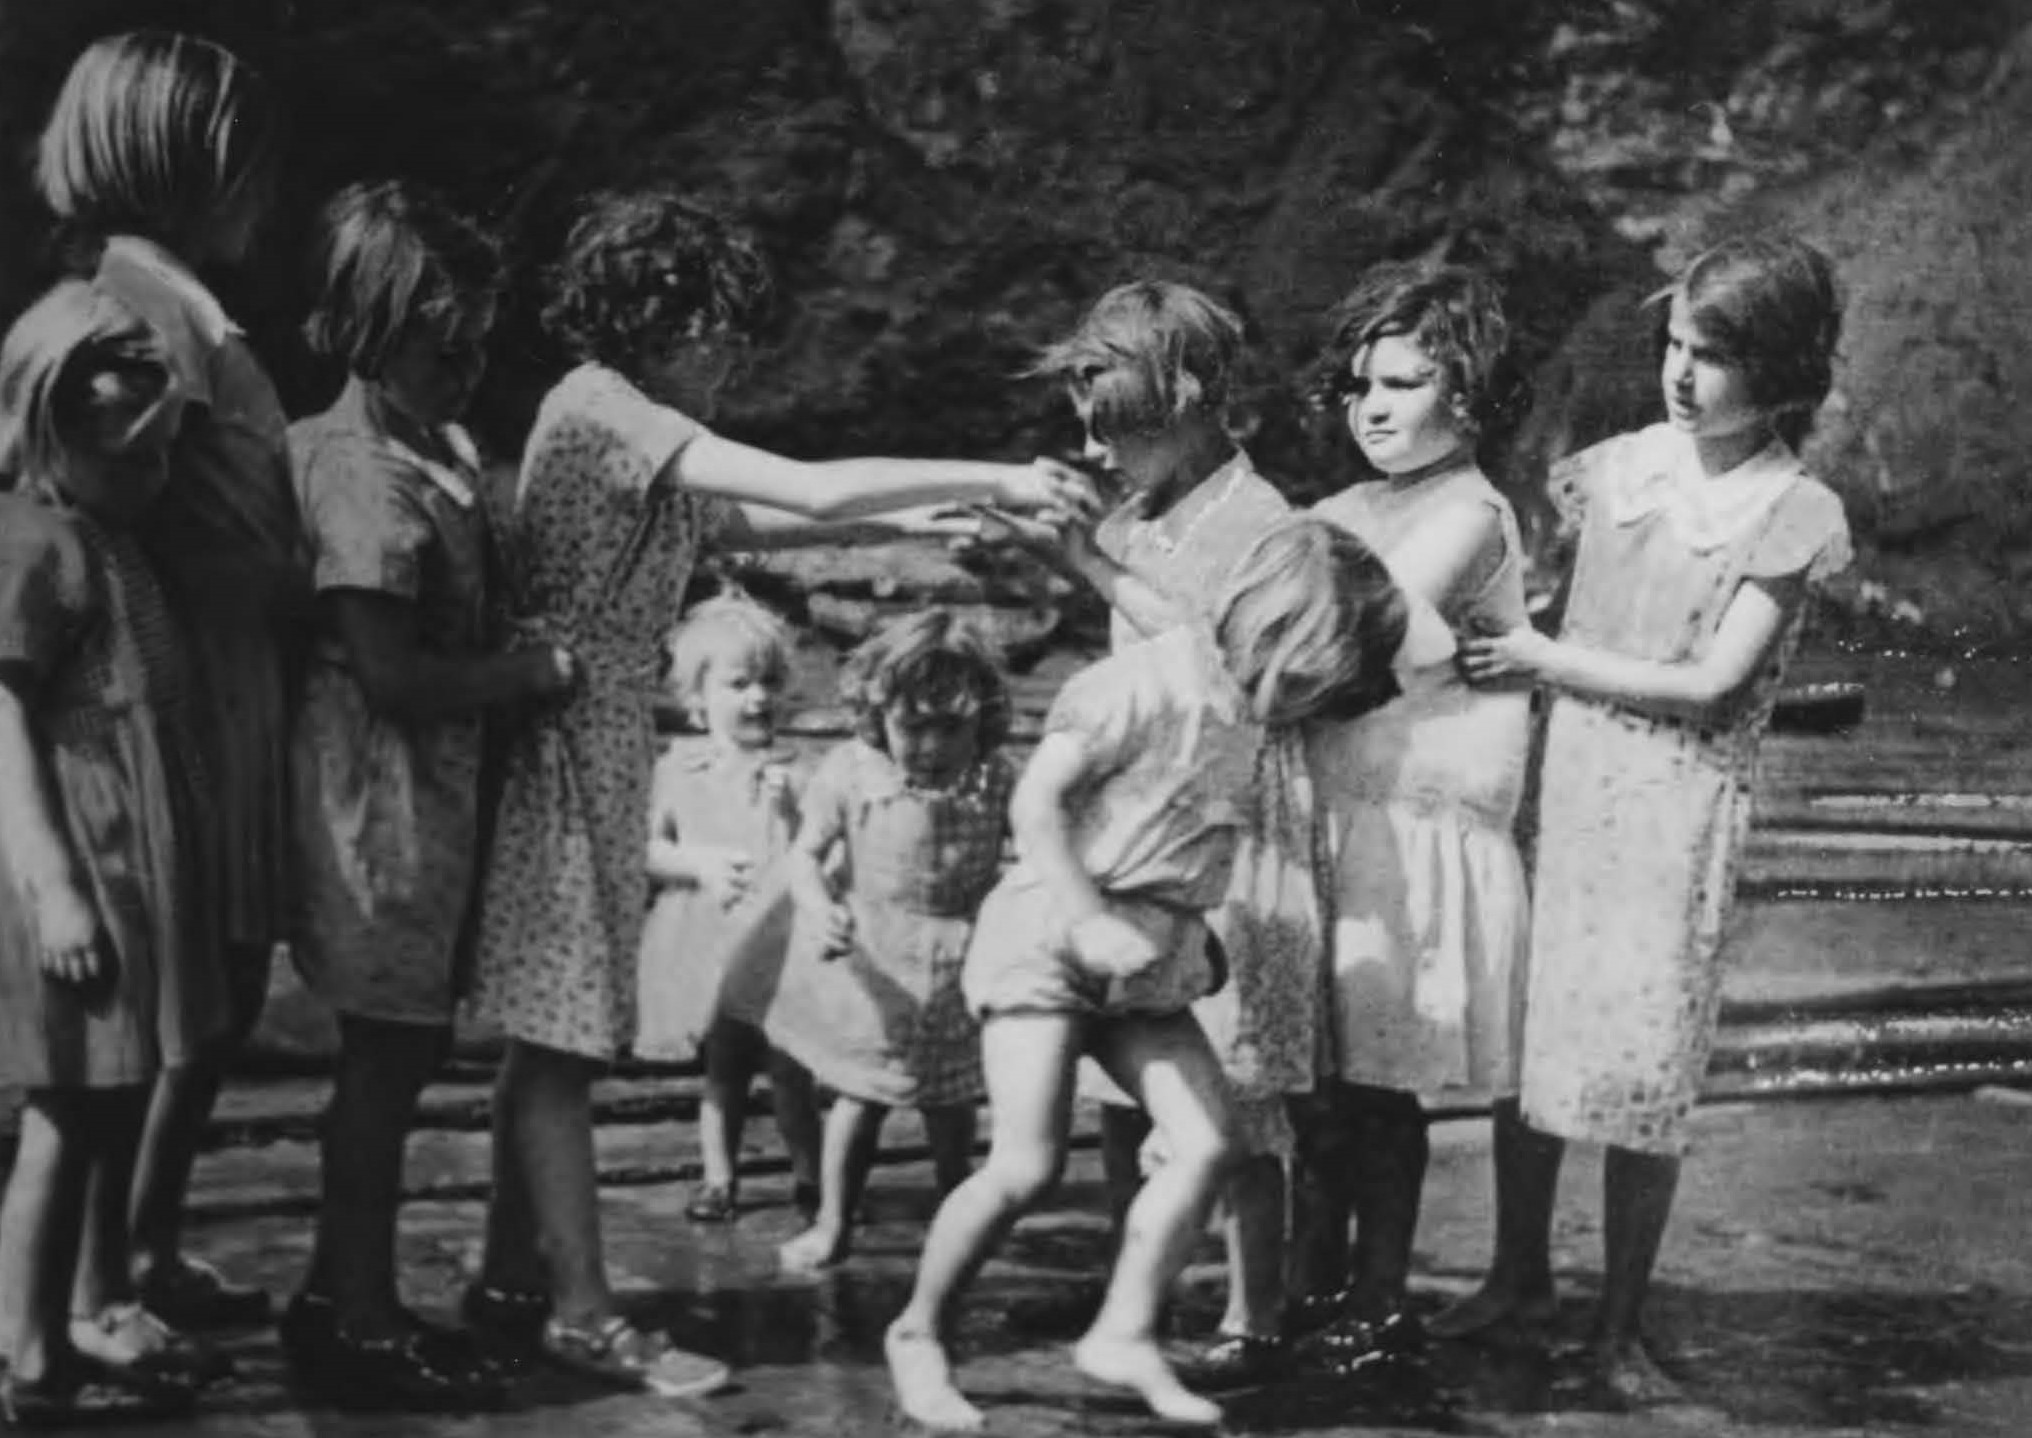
[761,742,1012,1108]
[1521,424,1850,1154]
[1308,467,1533,1102]
[635,738,803,1062]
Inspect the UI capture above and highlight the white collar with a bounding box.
[102,235,241,345]
[382,425,482,510]
[1605,423,1804,552]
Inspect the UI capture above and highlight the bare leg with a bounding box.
[1593,1144,1682,1405]
[922,1103,978,1198]
[477,1054,546,1298]
[694,1020,764,1205]
[1075,1011,1233,1427]
[780,1096,886,1271]
[1096,1102,1150,1248]
[69,1088,150,1323]
[1430,1098,1562,1340]
[496,1040,611,1327]
[764,1051,822,1194]
[887,1013,1082,1433]
[1,1090,94,1382]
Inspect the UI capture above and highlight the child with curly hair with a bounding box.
[758,610,1016,1273]
[460,189,1096,1398]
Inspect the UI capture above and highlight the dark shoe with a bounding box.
[135,1258,271,1330]
[1188,1333,1293,1390]
[1298,1305,1424,1376]
[685,1182,738,1223]
[459,1282,552,1364]
[0,1354,199,1428]
[283,1292,508,1413]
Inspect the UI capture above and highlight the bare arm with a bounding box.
[0,671,101,982]
[1460,575,1803,725]
[1009,732,1110,924]
[1384,501,1502,611]
[328,591,570,723]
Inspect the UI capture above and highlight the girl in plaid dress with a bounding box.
[764,611,1015,1272]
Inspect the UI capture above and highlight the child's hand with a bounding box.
[695,846,756,908]
[521,643,578,698]
[999,458,1103,521]
[1069,911,1161,980]
[806,900,855,958]
[1458,625,1549,686]
[32,879,106,986]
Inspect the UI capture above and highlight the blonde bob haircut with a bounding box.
[0,279,178,492]
[1213,516,1409,727]
[37,30,278,244]
[665,591,795,723]
[1031,281,1244,442]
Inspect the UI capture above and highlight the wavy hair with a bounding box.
[840,609,1012,756]
[1030,281,1245,442]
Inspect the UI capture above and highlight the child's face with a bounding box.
[645,334,748,421]
[1660,291,1766,443]
[882,706,980,790]
[696,647,783,750]
[1344,335,1470,475]
[61,370,184,523]
[379,300,495,431]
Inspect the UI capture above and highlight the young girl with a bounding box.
[760,610,1015,1272]
[460,188,1096,1398]
[279,181,573,1410]
[1295,261,1534,1367]
[1455,233,1851,1405]
[37,29,301,1329]
[885,517,1412,1432]
[0,282,211,1424]
[635,592,821,1224]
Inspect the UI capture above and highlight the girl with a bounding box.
[0,282,210,1424]
[885,517,1412,1432]
[1296,261,1533,1368]
[37,29,301,1330]
[763,610,1015,1272]
[279,182,573,1410]
[461,188,1096,1399]
[635,592,821,1224]
[1455,233,1851,1406]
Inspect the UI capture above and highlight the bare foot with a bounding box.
[778,1224,851,1273]
[1073,1333,1222,1427]
[1427,1280,1557,1342]
[886,1322,982,1432]
[1593,1339,1686,1409]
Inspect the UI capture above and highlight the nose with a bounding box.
[1082,431,1110,465]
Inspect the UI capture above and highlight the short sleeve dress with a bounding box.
[0,492,217,1088]
[634,738,804,1062]
[287,379,498,1026]
[95,237,305,957]
[1520,424,1851,1155]
[467,365,744,1060]
[1307,467,1534,1102]
[760,742,1013,1109]
[965,625,1264,1022]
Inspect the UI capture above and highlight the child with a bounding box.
[0,282,212,1424]
[1296,261,1534,1367]
[279,181,574,1410]
[460,188,1097,1398]
[37,29,301,1329]
[760,610,1015,1272]
[1455,233,1851,1406]
[886,516,1413,1432]
[635,592,821,1224]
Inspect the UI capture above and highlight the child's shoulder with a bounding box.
[0,494,95,628]
[523,364,708,497]
[1049,627,1217,734]
[1751,465,1852,584]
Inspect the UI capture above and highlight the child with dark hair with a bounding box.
[1292,259,1536,1369]
[460,188,1096,1398]
[0,281,212,1425]
[36,29,301,1333]
[280,180,574,1410]
[886,517,1413,1432]
[759,609,1015,1272]
[1454,233,1850,1406]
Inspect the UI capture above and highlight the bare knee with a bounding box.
[983,1144,1064,1207]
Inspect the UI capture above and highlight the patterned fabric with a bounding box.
[0,494,218,1087]
[95,236,305,951]
[467,365,741,1060]
[1520,425,1851,1154]
[287,381,496,1024]
[965,627,1261,1020]
[762,741,1012,1107]
[1308,468,1533,1102]
[637,738,804,1061]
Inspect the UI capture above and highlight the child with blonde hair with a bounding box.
[37,29,301,1330]
[636,592,821,1224]
[886,517,1412,1432]
[760,610,1015,1272]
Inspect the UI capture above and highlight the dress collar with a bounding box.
[102,236,240,345]
[1605,423,1805,553]
[336,377,482,510]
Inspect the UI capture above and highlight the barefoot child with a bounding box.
[762,611,1015,1271]
[279,182,575,1410]
[635,592,821,1223]
[1454,233,1851,1406]
[886,517,1412,1431]
[461,188,1097,1398]
[0,282,213,1425]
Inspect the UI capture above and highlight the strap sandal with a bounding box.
[541,1315,731,1398]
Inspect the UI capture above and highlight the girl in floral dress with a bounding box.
[460,189,1096,1399]
[1297,262,1532,1368]
[764,611,1014,1272]
[1455,233,1852,1407]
